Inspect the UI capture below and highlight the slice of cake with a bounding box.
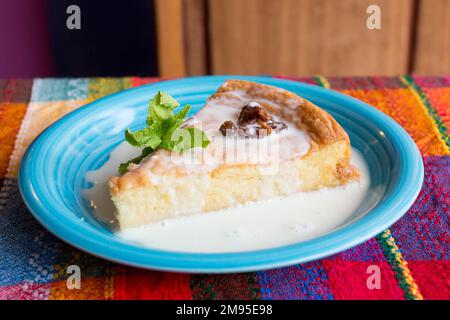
[110,80,359,229]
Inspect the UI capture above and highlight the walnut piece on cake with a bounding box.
[220,102,288,138]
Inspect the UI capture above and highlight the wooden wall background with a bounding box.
[155,0,450,77]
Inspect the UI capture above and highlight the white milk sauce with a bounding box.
[84,142,370,253]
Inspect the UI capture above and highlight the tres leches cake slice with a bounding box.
[110,80,359,229]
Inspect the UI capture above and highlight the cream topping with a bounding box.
[128,89,310,176]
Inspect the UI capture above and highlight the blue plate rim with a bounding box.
[18,75,424,273]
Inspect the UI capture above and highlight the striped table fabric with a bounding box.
[0,76,448,300]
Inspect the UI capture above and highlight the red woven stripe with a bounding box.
[129,77,161,87]
[113,267,191,300]
[322,258,405,300]
[407,261,450,300]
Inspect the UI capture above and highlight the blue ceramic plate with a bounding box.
[19,76,423,273]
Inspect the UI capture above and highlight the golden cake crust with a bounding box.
[212,80,349,151]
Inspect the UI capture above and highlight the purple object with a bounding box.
[0,0,54,77]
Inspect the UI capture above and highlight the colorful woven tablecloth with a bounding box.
[0,76,448,300]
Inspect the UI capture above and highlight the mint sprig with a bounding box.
[118,147,153,175]
[118,91,210,175]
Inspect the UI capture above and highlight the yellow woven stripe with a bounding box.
[316,75,331,89]
[87,77,133,100]
[400,76,449,154]
[49,277,116,300]
[381,230,423,300]
[0,103,27,179]
[104,271,115,300]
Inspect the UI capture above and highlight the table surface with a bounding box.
[0,76,448,300]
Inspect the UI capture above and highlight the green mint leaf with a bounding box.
[125,122,163,149]
[148,99,173,123]
[159,91,179,108]
[164,105,191,137]
[169,127,210,153]
[119,91,209,175]
[118,147,153,175]
[147,91,180,125]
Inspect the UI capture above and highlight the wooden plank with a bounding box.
[184,0,208,75]
[154,0,186,77]
[413,0,450,74]
[208,0,413,76]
